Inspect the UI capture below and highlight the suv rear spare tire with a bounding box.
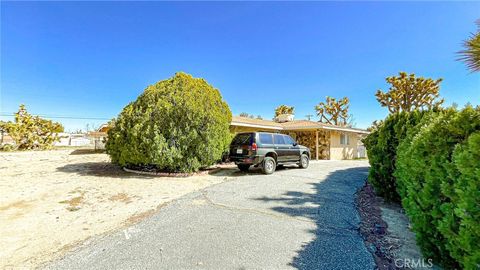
[262,156,276,174]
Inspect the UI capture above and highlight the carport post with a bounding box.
[315,130,319,160]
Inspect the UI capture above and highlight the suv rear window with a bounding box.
[259,133,273,144]
[273,134,286,145]
[231,133,253,145]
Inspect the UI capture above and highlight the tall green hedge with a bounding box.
[106,72,232,173]
[363,110,426,201]
[395,106,480,268]
[450,132,480,269]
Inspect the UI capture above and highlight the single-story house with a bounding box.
[97,115,369,160]
[230,115,369,160]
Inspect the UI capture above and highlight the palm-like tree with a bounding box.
[459,20,480,72]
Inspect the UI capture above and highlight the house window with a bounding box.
[340,133,350,145]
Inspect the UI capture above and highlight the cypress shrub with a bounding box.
[106,72,232,173]
[363,110,426,201]
[444,131,480,269]
[394,111,442,199]
[395,106,480,268]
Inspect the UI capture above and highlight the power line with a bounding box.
[0,113,111,121]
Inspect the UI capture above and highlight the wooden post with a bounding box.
[315,130,319,160]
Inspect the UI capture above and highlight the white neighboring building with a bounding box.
[54,133,92,147]
[55,133,71,146]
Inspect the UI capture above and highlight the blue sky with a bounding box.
[1,1,479,131]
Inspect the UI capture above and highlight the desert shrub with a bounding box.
[106,72,232,173]
[395,106,480,268]
[363,110,427,201]
[0,105,64,150]
[0,144,16,152]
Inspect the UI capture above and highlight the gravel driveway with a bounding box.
[46,161,375,270]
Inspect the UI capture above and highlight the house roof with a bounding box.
[88,131,108,138]
[280,120,325,130]
[97,124,110,133]
[231,116,284,130]
[231,116,369,134]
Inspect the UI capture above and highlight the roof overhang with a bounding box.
[321,126,370,134]
[230,120,369,134]
[230,121,283,130]
[281,126,323,130]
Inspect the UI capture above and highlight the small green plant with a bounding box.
[106,72,232,173]
[0,144,16,152]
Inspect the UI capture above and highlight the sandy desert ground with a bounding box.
[0,149,230,268]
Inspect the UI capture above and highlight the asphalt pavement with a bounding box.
[46,160,376,270]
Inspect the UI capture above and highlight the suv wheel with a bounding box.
[237,164,250,172]
[299,154,309,169]
[262,157,276,174]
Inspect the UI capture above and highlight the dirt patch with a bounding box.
[379,203,440,269]
[0,200,31,211]
[357,182,440,270]
[125,209,157,224]
[0,149,230,268]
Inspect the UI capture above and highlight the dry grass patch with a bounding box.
[109,192,137,204]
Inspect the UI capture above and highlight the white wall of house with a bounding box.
[329,131,360,160]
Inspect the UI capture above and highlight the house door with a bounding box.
[357,145,366,158]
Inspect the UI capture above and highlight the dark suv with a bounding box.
[229,132,310,174]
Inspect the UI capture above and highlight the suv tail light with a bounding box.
[250,142,258,151]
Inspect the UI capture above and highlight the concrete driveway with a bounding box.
[46,161,375,270]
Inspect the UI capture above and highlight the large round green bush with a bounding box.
[106,72,232,173]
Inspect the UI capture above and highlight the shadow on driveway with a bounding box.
[254,166,375,270]
[211,164,302,177]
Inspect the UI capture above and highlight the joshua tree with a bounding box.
[458,20,480,72]
[239,112,256,119]
[315,96,350,126]
[274,105,294,117]
[375,72,443,113]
